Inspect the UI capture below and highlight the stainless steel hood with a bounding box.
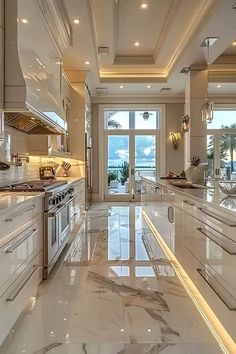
[4,0,71,134]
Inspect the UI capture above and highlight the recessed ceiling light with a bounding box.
[85,61,90,65]
[134,42,140,47]
[120,328,125,332]
[141,3,148,9]
[73,19,80,24]
[232,41,236,46]
[146,85,151,88]
[21,18,28,24]
[147,329,152,332]
[217,84,221,88]
[119,85,124,89]
[36,88,41,92]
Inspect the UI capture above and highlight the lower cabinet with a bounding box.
[70,179,85,232]
[0,196,43,345]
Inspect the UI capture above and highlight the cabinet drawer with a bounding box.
[141,181,162,203]
[0,197,43,240]
[0,252,42,345]
[0,218,42,291]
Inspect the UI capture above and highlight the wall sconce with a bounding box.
[181,114,190,133]
[170,131,181,150]
[202,100,214,124]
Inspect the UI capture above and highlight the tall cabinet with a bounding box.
[70,83,92,208]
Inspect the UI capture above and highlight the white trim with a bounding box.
[98,104,166,201]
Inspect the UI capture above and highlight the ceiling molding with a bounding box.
[114,56,155,65]
[153,0,181,63]
[92,96,185,104]
[165,0,221,76]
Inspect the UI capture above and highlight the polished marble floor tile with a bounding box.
[0,203,223,354]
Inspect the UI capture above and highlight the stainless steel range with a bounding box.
[0,180,75,278]
[44,183,75,278]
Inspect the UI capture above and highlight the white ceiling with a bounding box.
[62,0,236,99]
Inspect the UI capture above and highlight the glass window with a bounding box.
[104,111,129,130]
[207,111,236,129]
[134,111,158,129]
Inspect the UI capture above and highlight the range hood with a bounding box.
[4,0,71,134]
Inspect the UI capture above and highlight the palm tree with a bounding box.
[105,111,121,129]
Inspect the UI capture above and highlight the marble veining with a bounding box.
[0,203,223,354]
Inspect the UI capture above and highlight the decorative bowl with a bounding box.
[218,181,236,196]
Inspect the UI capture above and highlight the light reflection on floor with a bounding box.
[0,203,223,354]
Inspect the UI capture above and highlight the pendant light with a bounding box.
[201,37,217,124]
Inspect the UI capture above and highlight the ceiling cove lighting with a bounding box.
[142,210,236,354]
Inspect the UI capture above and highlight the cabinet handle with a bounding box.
[4,228,38,254]
[183,200,195,206]
[6,265,38,302]
[197,227,236,255]
[5,204,37,222]
[197,268,236,311]
[168,206,174,223]
[198,207,236,227]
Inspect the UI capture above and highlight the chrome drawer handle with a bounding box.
[198,207,236,227]
[168,206,174,223]
[183,200,195,206]
[197,268,236,311]
[6,265,38,302]
[4,228,38,254]
[197,227,236,255]
[5,204,37,222]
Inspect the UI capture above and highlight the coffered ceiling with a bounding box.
[62,0,236,98]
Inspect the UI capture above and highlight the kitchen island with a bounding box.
[141,177,236,353]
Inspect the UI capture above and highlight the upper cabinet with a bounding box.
[4,0,72,132]
[0,0,4,111]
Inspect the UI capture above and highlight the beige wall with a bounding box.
[91,102,184,197]
[165,103,185,174]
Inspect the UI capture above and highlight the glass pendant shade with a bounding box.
[202,101,214,124]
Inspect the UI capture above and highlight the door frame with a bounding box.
[98,104,166,201]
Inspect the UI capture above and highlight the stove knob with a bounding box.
[52,197,56,205]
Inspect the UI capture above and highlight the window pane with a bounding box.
[219,134,236,180]
[207,111,236,129]
[207,135,214,177]
[135,111,158,129]
[104,111,129,129]
[135,135,156,192]
[107,135,129,194]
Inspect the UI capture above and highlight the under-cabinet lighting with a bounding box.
[119,85,124,89]
[217,84,221,88]
[142,210,236,354]
[146,85,151,88]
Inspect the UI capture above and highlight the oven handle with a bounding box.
[47,195,75,218]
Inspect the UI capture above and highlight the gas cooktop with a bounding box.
[0,180,67,192]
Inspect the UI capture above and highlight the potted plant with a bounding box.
[108,171,119,188]
[120,161,129,185]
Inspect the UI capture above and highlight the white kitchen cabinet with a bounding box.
[70,179,85,232]
[0,195,43,345]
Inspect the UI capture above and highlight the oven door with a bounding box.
[46,212,59,266]
[58,202,70,247]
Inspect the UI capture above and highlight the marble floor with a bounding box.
[0,203,223,354]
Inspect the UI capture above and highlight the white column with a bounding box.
[184,69,208,168]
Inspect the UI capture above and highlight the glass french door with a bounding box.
[207,132,236,180]
[105,132,157,200]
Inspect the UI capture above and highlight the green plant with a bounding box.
[119,161,129,185]
[108,171,118,186]
[190,156,201,166]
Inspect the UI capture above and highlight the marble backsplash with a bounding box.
[0,127,85,186]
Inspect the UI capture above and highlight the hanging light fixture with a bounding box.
[141,111,153,120]
[200,37,217,124]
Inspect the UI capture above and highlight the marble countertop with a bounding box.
[56,176,85,185]
[0,192,44,214]
[142,177,236,215]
